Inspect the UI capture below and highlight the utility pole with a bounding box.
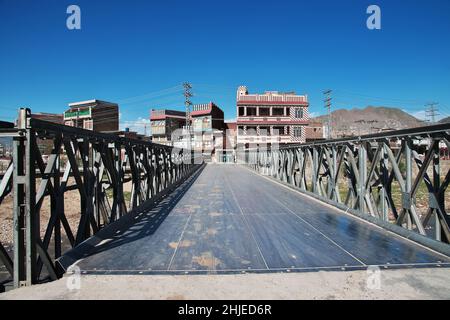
[183,82,193,129]
[425,102,439,124]
[183,82,193,150]
[323,90,332,139]
[76,107,80,128]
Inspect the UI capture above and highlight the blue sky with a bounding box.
[1,0,450,132]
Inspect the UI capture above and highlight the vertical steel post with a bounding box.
[332,146,337,201]
[312,148,318,194]
[405,139,413,230]
[54,150,61,258]
[380,144,388,221]
[433,140,441,241]
[14,108,37,287]
[358,142,367,213]
[25,126,37,285]
[13,134,25,287]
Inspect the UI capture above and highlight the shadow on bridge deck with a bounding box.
[59,164,450,274]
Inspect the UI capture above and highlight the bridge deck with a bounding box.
[60,164,450,274]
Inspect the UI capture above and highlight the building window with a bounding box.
[294,108,303,119]
[247,107,257,116]
[238,126,245,135]
[247,126,257,135]
[259,108,270,116]
[272,108,284,116]
[259,126,270,136]
[273,126,285,136]
[293,126,302,138]
[239,107,245,116]
[84,120,93,130]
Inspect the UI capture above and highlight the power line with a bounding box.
[117,85,183,105]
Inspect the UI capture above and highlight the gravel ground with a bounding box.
[1,268,450,300]
[0,179,133,248]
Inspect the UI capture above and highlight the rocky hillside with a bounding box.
[312,106,425,137]
[439,117,450,124]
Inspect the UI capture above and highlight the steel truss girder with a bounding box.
[243,125,450,246]
[0,108,203,287]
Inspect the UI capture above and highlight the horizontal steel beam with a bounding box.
[29,118,172,150]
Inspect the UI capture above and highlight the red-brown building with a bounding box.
[191,102,224,132]
[150,109,186,145]
[190,102,225,161]
[305,121,325,142]
[236,86,309,146]
[64,100,119,132]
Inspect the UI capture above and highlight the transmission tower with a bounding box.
[425,102,439,124]
[323,89,332,139]
[183,82,193,151]
[183,82,193,129]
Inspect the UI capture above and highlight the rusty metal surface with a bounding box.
[60,164,450,274]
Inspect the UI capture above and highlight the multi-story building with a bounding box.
[64,100,119,132]
[150,109,186,145]
[215,121,237,163]
[191,102,225,160]
[191,102,224,132]
[236,86,309,146]
[305,121,326,142]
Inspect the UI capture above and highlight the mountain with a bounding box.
[312,106,425,138]
[439,117,450,124]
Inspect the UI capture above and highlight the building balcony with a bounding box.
[237,118,308,125]
[237,135,292,144]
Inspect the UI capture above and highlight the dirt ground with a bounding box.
[1,268,449,300]
[0,178,133,252]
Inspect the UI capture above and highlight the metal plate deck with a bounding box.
[59,164,450,274]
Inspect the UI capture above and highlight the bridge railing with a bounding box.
[239,123,450,247]
[0,108,203,288]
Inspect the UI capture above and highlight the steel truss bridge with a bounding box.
[1,109,450,290]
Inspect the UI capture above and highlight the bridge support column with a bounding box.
[13,129,26,287]
[13,109,38,287]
